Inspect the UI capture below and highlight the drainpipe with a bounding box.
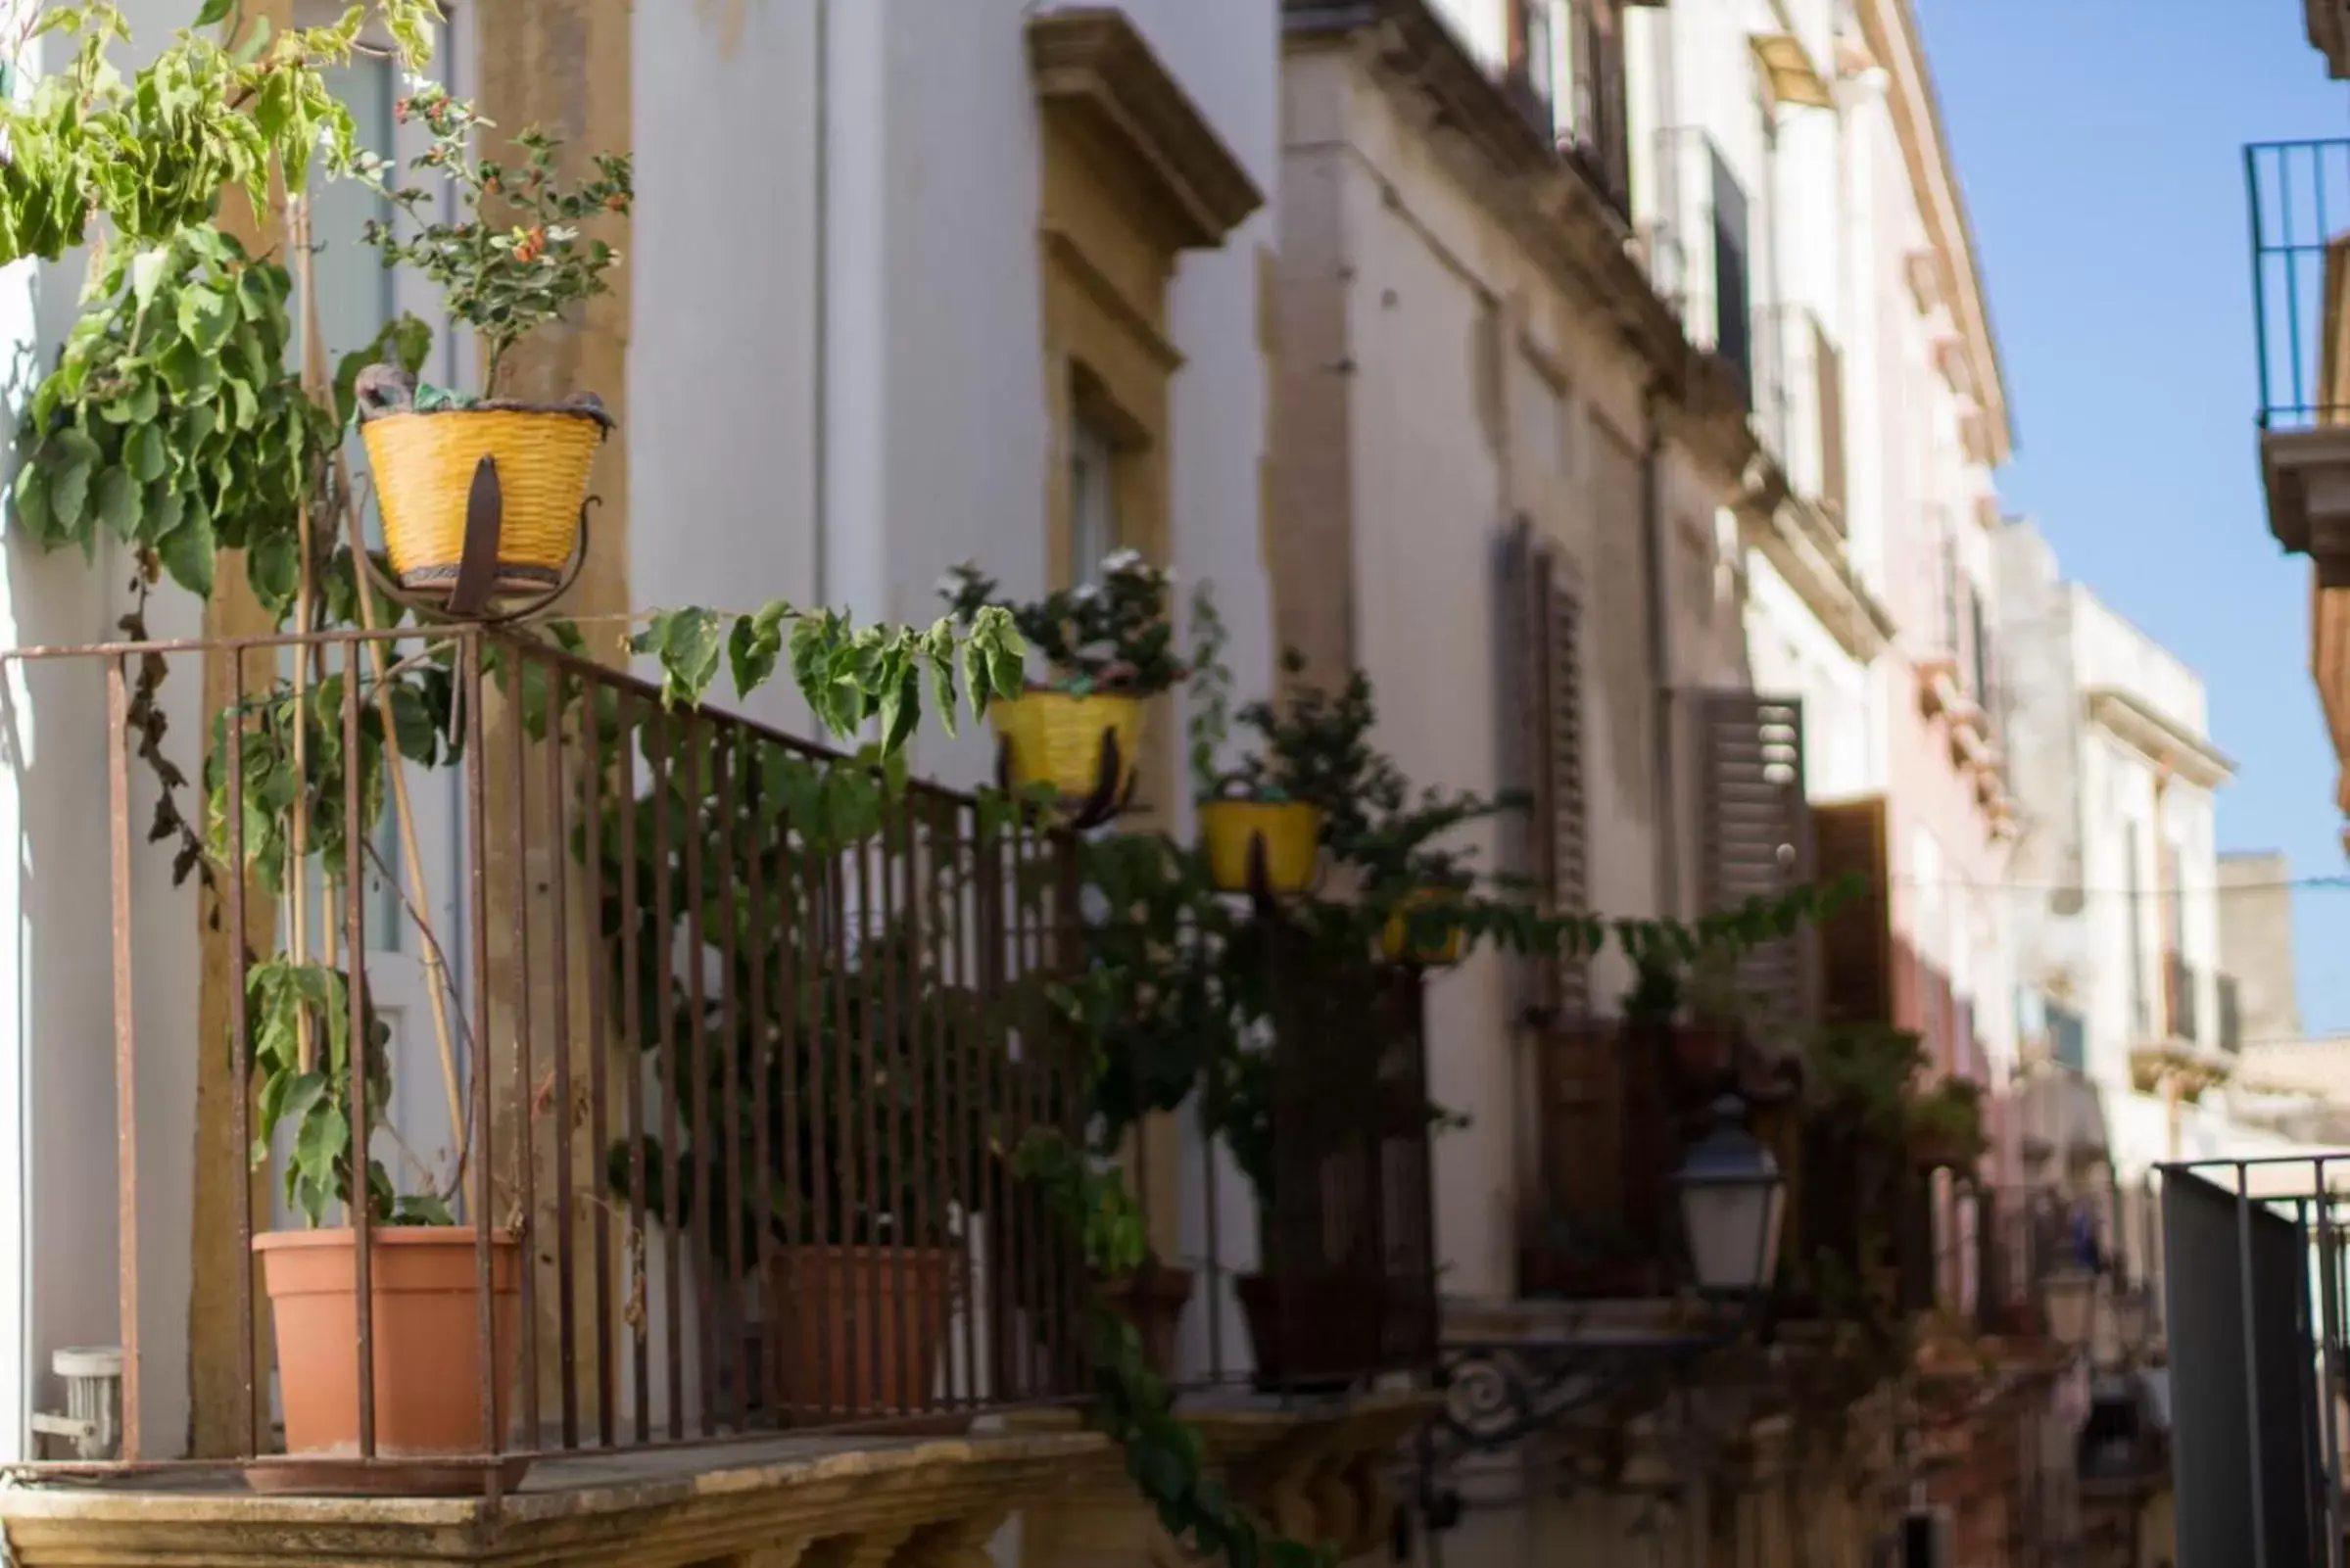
[2153,765,2182,1161]
[811,0,832,602]
[1643,381,1679,918]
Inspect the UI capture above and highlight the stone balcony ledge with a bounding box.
[0,1427,1112,1568]
[1011,1390,1437,1567]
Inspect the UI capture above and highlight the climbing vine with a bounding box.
[0,0,442,265]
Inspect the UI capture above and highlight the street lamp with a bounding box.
[1672,1095,1787,1298]
[2112,1282,2151,1354]
[2044,1264,2097,1349]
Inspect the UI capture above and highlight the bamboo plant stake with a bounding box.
[292,197,470,1188]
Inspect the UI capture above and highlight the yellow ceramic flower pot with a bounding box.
[1380,887,1466,967]
[991,690,1143,804]
[1198,800,1322,893]
[364,404,608,600]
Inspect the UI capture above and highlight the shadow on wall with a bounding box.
[0,241,206,1457]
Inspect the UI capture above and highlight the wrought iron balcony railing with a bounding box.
[16,626,1439,1486]
[2159,1154,2350,1567]
[2218,972,2244,1054]
[2246,138,2350,430]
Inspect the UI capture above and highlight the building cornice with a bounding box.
[1029,9,1265,252]
[2083,687,2236,791]
[1284,0,1755,478]
[1736,477,1898,663]
[1855,0,2014,464]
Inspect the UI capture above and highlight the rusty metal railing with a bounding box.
[8,625,1090,1488]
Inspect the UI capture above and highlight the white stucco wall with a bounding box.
[1286,32,1754,1301]
[630,0,1279,784]
[1996,522,2257,1176]
[630,0,1281,1381]
[0,0,228,1460]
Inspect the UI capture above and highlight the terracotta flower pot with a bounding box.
[767,1244,960,1418]
[1908,1128,1976,1172]
[254,1226,521,1461]
[1235,1272,1427,1394]
[1667,1023,1737,1086]
[1100,1260,1195,1379]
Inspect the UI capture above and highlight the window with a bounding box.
[1969,581,1992,704]
[1559,0,1629,214]
[1514,0,1557,112]
[1069,404,1120,588]
[2162,838,2185,953]
[2126,823,2148,1037]
[1709,143,1752,404]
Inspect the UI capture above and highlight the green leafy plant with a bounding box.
[1906,1076,1987,1166]
[0,0,443,266]
[15,222,338,610]
[942,550,1183,697]
[1237,651,1521,901]
[357,76,631,397]
[1184,585,1255,801]
[595,740,1011,1263]
[633,601,1028,748]
[243,956,452,1228]
[1016,1139,1333,1568]
[1804,1022,1927,1146]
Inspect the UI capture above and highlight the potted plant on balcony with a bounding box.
[942,553,1182,819]
[353,79,630,609]
[206,667,517,1474]
[1621,941,1754,1099]
[1186,591,1321,895]
[1905,1078,1988,1173]
[1785,1022,1937,1323]
[600,750,983,1421]
[242,956,522,1473]
[1060,831,1240,1375]
[1376,853,1474,968]
[1206,902,1466,1392]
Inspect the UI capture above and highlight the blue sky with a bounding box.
[1917,0,2350,1036]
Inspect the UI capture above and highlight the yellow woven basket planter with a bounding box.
[364,404,607,598]
[1198,800,1321,894]
[991,690,1143,805]
[1380,887,1466,967]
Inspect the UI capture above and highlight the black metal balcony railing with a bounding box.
[16,624,1443,1484]
[2160,1155,2350,1568]
[24,627,1094,1478]
[2246,138,2350,429]
[1557,0,1631,221]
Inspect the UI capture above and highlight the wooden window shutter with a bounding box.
[1517,529,1590,1021]
[1812,796,1892,1026]
[1696,691,1813,1025]
[1813,316,1847,525]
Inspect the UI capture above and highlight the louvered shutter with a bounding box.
[1501,519,1591,1021]
[1696,691,1813,1026]
[1522,530,1590,1020]
[1813,797,1893,1026]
